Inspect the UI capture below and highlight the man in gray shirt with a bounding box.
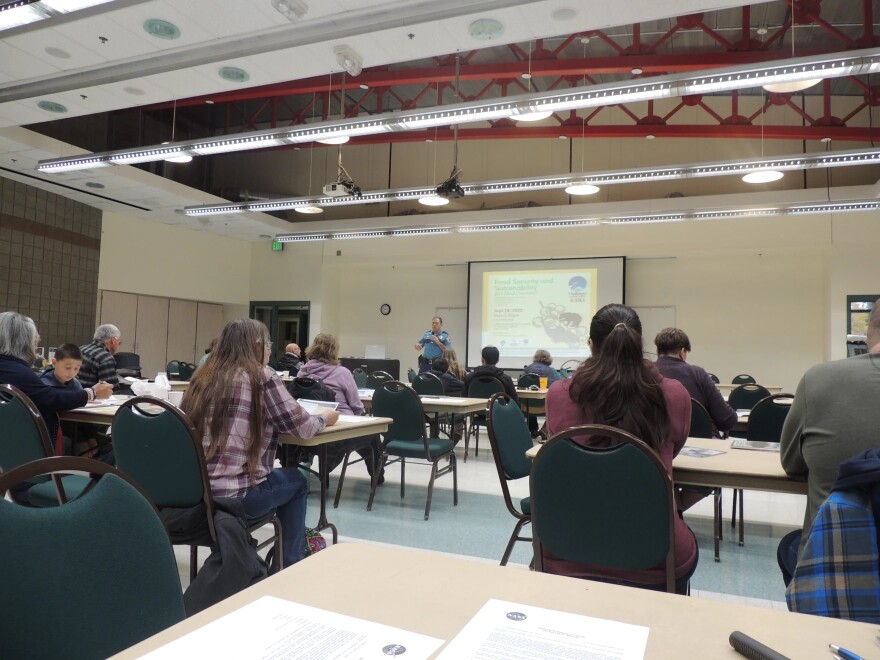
[781,298,880,555]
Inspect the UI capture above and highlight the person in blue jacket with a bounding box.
[414,316,451,372]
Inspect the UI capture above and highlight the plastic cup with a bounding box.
[539,376,548,389]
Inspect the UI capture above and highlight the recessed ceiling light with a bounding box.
[565,182,601,195]
[123,86,144,96]
[468,18,504,41]
[143,18,180,40]
[552,7,577,21]
[84,181,105,189]
[419,195,450,207]
[742,170,784,183]
[37,100,67,113]
[218,66,250,83]
[44,46,70,59]
[294,205,323,214]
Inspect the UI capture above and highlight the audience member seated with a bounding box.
[463,346,518,402]
[40,343,113,461]
[275,343,303,374]
[0,313,113,471]
[544,304,698,594]
[780,298,880,560]
[297,333,384,483]
[654,327,737,437]
[523,349,561,386]
[442,348,467,380]
[428,357,464,393]
[78,323,123,391]
[181,318,339,568]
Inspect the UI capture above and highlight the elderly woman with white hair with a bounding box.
[0,311,113,450]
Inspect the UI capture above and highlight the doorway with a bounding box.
[250,301,310,367]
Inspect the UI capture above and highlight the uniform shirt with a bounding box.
[418,330,451,360]
[202,366,326,499]
[77,340,119,388]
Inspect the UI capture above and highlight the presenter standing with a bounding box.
[414,316,451,372]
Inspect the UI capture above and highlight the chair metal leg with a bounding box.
[367,452,386,511]
[333,452,351,509]
[190,545,198,581]
[737,489,745,546]
[451,453,458,506]
[713,488,721,562]
[425,461,438,520]
[500,517,530,566]
[731,487,739,528]
[272,516,283,570]
[400,458,406,498]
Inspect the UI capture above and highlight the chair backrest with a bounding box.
[727,383,772,410]
[487,393,533,482]
[288,376,337,403]
[366,370,393,389]
[0,456,186,658]
[114,352,142,371]
[352,368,368,388]
[0,384,53,473]
[178,362,196,381]
[732,373,757,385]
[371,381,431,454]
[517,372,540,388]
[466,375,506,399]
[707,372,720,384]
[412,371,444,396]
[747,394,794,443]
[530,424,675,592]
[112,397,213,517]
[689,398,714,439]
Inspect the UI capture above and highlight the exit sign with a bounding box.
[271,240,284,251]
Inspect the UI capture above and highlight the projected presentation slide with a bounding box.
[467,258,625,369]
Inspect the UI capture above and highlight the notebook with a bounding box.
[730,437,780,452]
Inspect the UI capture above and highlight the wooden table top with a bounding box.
[116,543,877,659]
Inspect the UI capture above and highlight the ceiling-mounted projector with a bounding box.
[323,182,352,197]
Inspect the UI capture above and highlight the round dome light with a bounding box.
[516,110,552,122]
[419,195,450,207]
[762,79,821,94]
[294,205,324,214]
[742,170,784,184]
[166,154,193,164]
[316,136,350,145]
[564,183,600,196]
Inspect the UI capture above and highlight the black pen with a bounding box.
[829,644,864,660]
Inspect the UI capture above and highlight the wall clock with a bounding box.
[380,303,391,316]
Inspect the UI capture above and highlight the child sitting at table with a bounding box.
[40,343,113,459]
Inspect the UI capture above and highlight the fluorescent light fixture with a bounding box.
[564,182,600,196]
[742,170,784,183]
[40,0,114,12]
[183,147,880,217]
[37,47,880,173]
[0,1,47,29]
[272,199,880,242]
[458,223,524,233]
[316,135,350,145]
[334,44,363,77]
[293,205,323,214]
[331,230,387,240]
[271,0,308,22]
[391,227,451,236]
[418,195,450,207]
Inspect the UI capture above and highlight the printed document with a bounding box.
[143,596,443,659]
[436,599,648,660]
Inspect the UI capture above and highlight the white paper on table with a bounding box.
[143,595,444,660]
[337,414,377,423]
[298,399,340,414]
[436,598,649,660]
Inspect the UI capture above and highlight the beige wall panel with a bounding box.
[166,298,198,364]
[98,211,251,305]
[99,291,137,346]
[135,295,170,377]
[195,303,225,358]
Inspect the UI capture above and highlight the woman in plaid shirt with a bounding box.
[183,318,339,568]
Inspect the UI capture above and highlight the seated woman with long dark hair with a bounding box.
[544,303,698,593]
[182,318,338,568]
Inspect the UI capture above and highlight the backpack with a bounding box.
[287,376,336,403]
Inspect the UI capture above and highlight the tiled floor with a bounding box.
[176,438,802,611]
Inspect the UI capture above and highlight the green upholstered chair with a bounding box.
[688,398,724,562]
[731,373,757,385]
[727,383,771,413]
[463,375,505,460]
[352,368,368,388]
[516,372,546,436]
[165,360,182,380]
[0,456,185,659]
[727,393,795,546]
[0,383,90,507]
[366,370,393,389]
[530,424,678,593]
[111,396,281,579]
[517,372,540,388]
[413,371,444,396]
[486,393,533,566]
[707,372,720,384]
[371,380,457,520]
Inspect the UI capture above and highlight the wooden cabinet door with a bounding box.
[195,303,224,360]
[99,291,137,345]
[135,295,169,378]
[167,299,198,364]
